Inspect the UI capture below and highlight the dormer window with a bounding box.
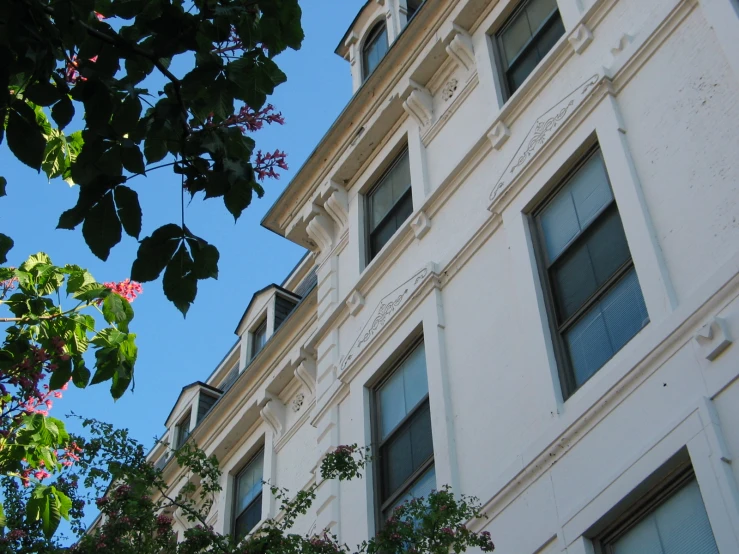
[251,319,267,360]
[363,22,389,80]
[175,410,191,449]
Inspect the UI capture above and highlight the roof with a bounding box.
[164,381,223,427]
[234,283,302,336]
[334,0,374,57]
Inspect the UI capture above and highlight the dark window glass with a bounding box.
[366,149,413,262]
[175,412,191,449]
[363,23,389,81]
[374,342,435,523]
[495,0,565,97]
[406,0,424,22]
[274,295,298,330]
[534,149,648,398]
[251,319,267,359]
[598,471,719,554]
[197,392,219,424]
[233,450,264,539]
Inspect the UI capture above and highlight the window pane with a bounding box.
[409,403,433,466]
[390,153,412,203]
[363,25,388,78]
[382,427,414,497]
[234,493,262,539]
[569,152,613,230]
[402,343,428,413]
[613,480,719,554]
[379,343,427,439]
[540,151,614,262]
[501,10,532,66]
[565,269,647,387]
[534,14,565,64]
[236,452,263,513]
[370,178,394,230]
[385,465,436,519]
[550,208,630,320]
[380,369,406,439]
[381,403,433,502]
[526,0,559,31]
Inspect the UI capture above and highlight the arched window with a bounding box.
[362,22,389,81]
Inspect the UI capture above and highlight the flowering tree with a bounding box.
[0,418,495,554]
[0,0,302,314]
[0,253,141,538]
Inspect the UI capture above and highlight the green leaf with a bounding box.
[82,191,122,261]
[120,144,146,175]
[163,243,197,316]
[65,268,96,294]
[0,234,13,264]
[41,131,68,182]
[114,185,142,238]
[49,358,73,390]
[112,95,142,136]
[25,80,62,107]
[54,488,73,520]
[224,177,253,220]
[190,242,220,280]
[7,100,46,170]
[102,293,134,328]
[130,224,182,282]
[143,136,168,164]
[0,502,5,529]
[72,360,91,388]
[51,96,75,130]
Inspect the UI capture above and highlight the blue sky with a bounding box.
[1,0,364,482]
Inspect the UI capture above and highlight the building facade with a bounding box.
[150,0,739,552]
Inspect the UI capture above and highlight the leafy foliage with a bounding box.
[0,0,301,314]
[0,423,494,554]
[0,253,140,539]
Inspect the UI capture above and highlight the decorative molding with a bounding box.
[305,207,335,256]
[487,121,511,150]
[340,266,430,372]
[295,358,317,396]
[446,27,475,72]
[346,290,366,316]
[489,74,600,208]
[694,317,733,361]
[611,32,635,58]
[259,393,286,439]
[569,23,594,54]
[411,211,432,239]
[292,393,305,413]
[441,78,459,101]
[403,80,433,127]
[322,182,349,230]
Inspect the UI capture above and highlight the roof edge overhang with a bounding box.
[261,0,444,244]
[334,0,375,58]
[234,283,302,336]
[164,381,223,428]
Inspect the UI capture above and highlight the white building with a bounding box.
[150,0,739,552]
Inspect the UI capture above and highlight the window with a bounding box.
[363,22,389,80]
[596,470,719,554]
[174,411,191,449]
[251,319,267,359]
[366,149,413,263]
[233,449,264,539]
[405,0,424,21]
[373,341,435,524]
[197,392,219,424]
[532,147,648,398]
[495,0,565,98]
[274,295,298,331]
